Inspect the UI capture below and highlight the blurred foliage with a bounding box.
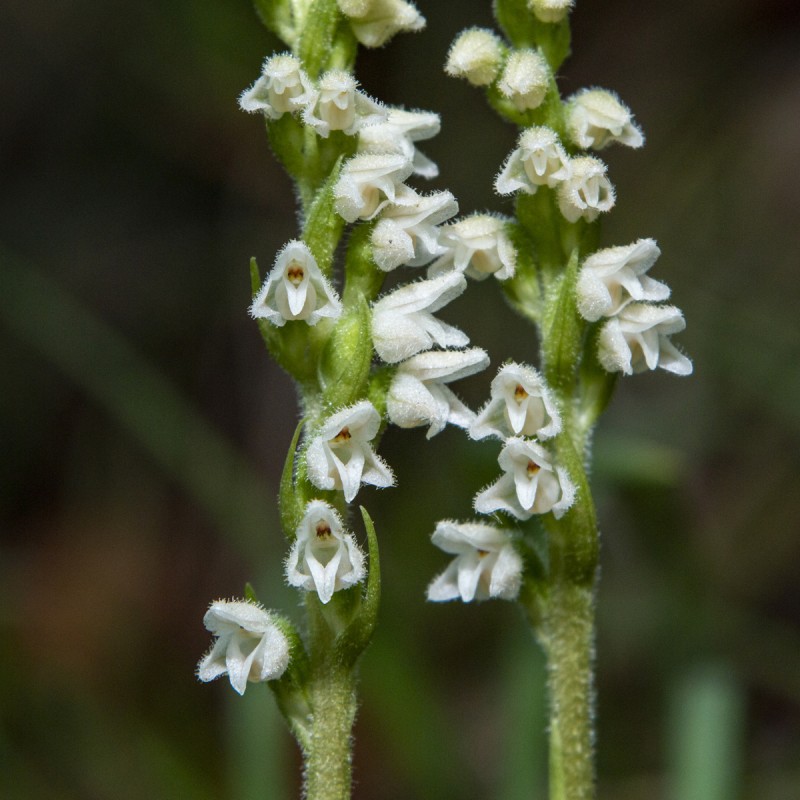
[1,0,800,798]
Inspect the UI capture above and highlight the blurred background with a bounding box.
[2,0,799,798]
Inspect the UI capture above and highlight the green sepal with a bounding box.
[267,615,313,751]
[541,247,584,394]
[244,582,261,604]
[318,296,372,409]
[279,418,308,539]
[302,157,346,278]
[253,0,296,46]
[333,506,381,666]
[342,222,384,306]
[502,220,542,325]
[297,0,346,77]
[266,113,308,181]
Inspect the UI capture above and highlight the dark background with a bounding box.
[2,0,799,798]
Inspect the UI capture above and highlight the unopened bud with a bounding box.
[445,28,504,87]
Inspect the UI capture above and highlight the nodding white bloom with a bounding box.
[239,54,314,118]
[333,152,414,222]
[306,400,394,502]
[249,240,342,327]
[528,0,574,23]
[387,348,490,438]
[498,50,550,112]
[285,500,366,604]
[427,521,523,602]
[474,438,576,520]
[429,214,517,281]
[445,28,504,86]
[495,126,571,195]
[340,0,425,48]
[566,89,644,150]
[471,362,561,441]
[358,107,441,179]
[371,271,469,363]
[576,239,670,322]
[371,189,458,271]
[197,600,290,695]
[557,156,615,223]
[303,70,385,137]
[597,303,693,376]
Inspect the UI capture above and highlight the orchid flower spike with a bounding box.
[371,271,469,363]
[495,126,571,195]
[333,152,415,222]
[357,107,441,179]
[303,70,385,137]
[556,156,616,223]
[576,239,670,322]
[427,521,523,602]
[197,600,290,695]
[249,240,342,326]
[470,362,561,441]
[566,88,644,150]
[371,189,458,271]
[474,438,576,520]
[597,303,693,376]
[238,54,313,118]
[428,214,516,281]
[285,500,366,604]
[306,400,395,502]
[387,348,490,438]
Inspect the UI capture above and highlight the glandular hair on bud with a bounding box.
[528,0,574,24]
[445,28,504,87]
[498,50,549,112]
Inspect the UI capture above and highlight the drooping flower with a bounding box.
[566,88,644,150]
[306,400,394,502]
[303,70,385,137]
[427,521,523,602]
[576,238,670,322]
[333,152,415,222]
[597,303,693,376]
[197,600,290,695]
[371,271,469,363]
[357,107,441,178]
[474,438,576,520]
[387,348,490,438]
[495,126,571,195]
[285,500,366,604]
[428,214,516,281]
[238,54,313,118]
[470,362,561,441]
[445,28,504,86]
[556,156,615,223]
[339,0,425,48]
[371,189,458,271]
[528,0,574,23]
[498,49,550,112]
[249,240,342,326]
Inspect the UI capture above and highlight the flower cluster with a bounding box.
[576,238,692,375]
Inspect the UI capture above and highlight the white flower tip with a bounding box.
[528,0,574,23]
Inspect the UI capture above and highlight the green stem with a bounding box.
[303,665,358,800]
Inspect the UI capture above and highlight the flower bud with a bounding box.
[445,28,504,87]
[498,50,549,112]
[527,0,574,24]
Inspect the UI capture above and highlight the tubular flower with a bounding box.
[239,54,313,118]
[306,400,394,502]
[427,521,523,602]
[371,271,469,363]
[470,362,561,441]
[285,500,366,604]
[474,438,576,520]
[597,303,693,376]
[556,155,615,223]
[495,126,571,195]
[333,152,415,222]
[429,213,516,281]
[576,238,670,322]
[303,70,385,137]
[566,88,644,150]
[249,240,342,326]
[197,600,290,695]
[387,348,490,438]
